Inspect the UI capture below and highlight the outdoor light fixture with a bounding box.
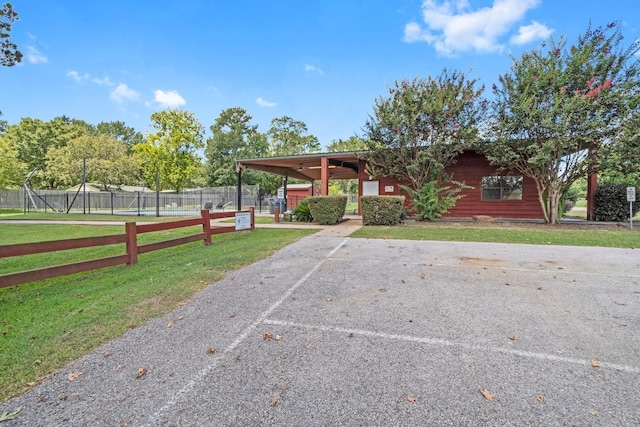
[298,164,303,171]
[308,165,337,170]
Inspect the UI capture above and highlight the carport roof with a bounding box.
[237,151,364,181]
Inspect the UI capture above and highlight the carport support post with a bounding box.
[236,163,242,211]
[283,175,288,212]
[320,156,329,196]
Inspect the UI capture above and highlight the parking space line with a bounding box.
[263,319,640,374]
[143,238,349,427]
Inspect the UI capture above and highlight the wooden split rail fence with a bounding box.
[0,209,255,288]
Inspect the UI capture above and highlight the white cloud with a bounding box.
[154,89,186,108]
[256,97,278,108]
[92,76,114,86]
[66,70,89,82]
[305,64,324,75]
[26,45,48,64]
[404,0,548,56]
[510,21,553,45]
[110,83,140,103]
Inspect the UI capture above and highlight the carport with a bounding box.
[236,152,365,212]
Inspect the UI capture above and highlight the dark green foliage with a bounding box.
[361,195,405,226]
[560,186,579,214]
[400,180,470,221]
[306,196,347,225]
[594,182,639,221]
[292,198,313,222]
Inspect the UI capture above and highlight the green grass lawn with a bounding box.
[0,223,316,402]
[351,221,639,248]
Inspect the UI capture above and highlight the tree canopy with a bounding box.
[205,107,268,187]
[0,2,21,67]
[46,134,139,190]
[268,116,320,156]
[363,69,485,191]
[480,21,640,223]
[135,109,204,192]
[0,136,24,188]
[2,117,87,188]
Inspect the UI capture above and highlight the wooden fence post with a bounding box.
[125,222,138,265]
[249,206,255,231]
[274,206,280,223]
[201,209,212,245]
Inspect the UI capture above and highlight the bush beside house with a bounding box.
[306,196,347,225]
[361,195,405,226]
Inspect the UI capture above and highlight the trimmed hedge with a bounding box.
[307,196,347,225]
[361,195,405,226]
[594,182,639,222]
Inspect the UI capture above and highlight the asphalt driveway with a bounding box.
[1,236,639,426]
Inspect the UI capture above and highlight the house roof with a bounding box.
[237,151,364,181]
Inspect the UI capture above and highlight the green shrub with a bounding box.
[361,195,405,226]
[306,196,347,225]
[560,185,579,214]
[292,198,313,222]
[594,182,639,221]
[400,180,470,221]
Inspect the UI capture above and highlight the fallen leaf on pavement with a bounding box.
[536,395,544,403]
[207,348,216,354]
[480,388,495,401]
[614,301,626,306]
[0,406,23,421]
[407,395,418,403]
[589,410,598,416]
[275,335,283,341]
[67,371,84,382]
[592,358,600,368]
[263,332,273,340]
[508,335,516,341]
[167,321,173,328]
[136,368,147,378]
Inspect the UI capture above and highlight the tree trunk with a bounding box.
[535,179,563,224]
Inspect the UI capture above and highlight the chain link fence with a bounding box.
[0,186,265,216]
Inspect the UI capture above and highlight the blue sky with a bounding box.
[2,0,638,149]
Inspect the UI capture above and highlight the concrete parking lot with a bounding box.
[1,235,639,426]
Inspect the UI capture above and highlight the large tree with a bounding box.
[0,2,22,67]
[0,136,24,188]
[267,116,320,156]
[46,134,139,190]
[481,22,640,224]
[205,107,268,187]
[96,121,144,152]
[135,109,204,192]
[362,69,484,191]
[2,117,88,188]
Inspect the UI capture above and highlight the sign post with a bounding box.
[627,187,636,230]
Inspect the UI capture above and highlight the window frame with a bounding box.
[480,175,523,201]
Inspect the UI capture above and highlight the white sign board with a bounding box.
[277,188,284,199]
[235,212,251,231]
[627,187,636,202]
